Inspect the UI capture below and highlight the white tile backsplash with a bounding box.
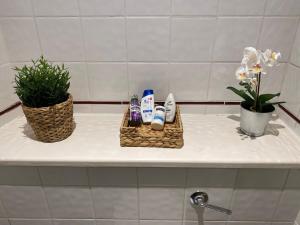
[213,17,261,61]
[87,63,128,101]
[291,23,300,67]
[82,18,126,61]
[32,0,79,16]
[139,187,184,220]
[127,18,169,61]
[0,0,32,17]
[37,18,84,61]
[0,166,40,186]
[0,18,41,62]
[45,187,94,218]
[172,0,218,15]
[218,0,266,16]
[0,0,299,113]
[126,0,171,16]
[258,17,299,62]
[169,63,210,101]
[78,0,125,16]
[171,18,216,62]
[92,187,138,219]
[0,186,49,218]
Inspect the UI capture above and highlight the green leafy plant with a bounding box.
[227,47,284,113]
[14,56,71,108]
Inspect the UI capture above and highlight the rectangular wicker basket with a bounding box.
[120,105,184,148]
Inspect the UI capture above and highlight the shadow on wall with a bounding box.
[227,114,285,140]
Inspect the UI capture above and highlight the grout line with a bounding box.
[182,168,189,225]
[136,167,141,225]
[124,0,130,103]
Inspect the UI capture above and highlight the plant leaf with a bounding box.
[258,93,280,104]
[227,86,254,103]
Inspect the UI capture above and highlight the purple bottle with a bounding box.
[129,95,141,127]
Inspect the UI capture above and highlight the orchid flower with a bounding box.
[262,49,281,67]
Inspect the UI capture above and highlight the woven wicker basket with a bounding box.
[22,94,74,143]
[120,105,184,148]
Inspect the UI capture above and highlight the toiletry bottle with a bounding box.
[129,95,141,127]
[141,89,154,123]
[151,106,166,131]
[164,93,176,123]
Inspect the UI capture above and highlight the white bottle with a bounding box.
[151,106,166,130]
[164,93,176,123]
[141,89,155,123]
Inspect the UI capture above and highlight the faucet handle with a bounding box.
[190,191,232,215]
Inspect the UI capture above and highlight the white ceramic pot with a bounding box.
[240,102,274,137]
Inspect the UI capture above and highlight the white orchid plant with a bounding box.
[227,47,284,113]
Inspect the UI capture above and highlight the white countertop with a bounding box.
[0,113,300,168]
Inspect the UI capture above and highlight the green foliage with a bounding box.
[227,85,284,113]
[14,56,71,108]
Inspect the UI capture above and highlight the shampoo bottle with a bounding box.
[141,89,154,123]
[164,93,176,123]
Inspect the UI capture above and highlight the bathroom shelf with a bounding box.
[0,113,299,168]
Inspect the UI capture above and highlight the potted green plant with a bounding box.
[14,56,74,142]
[227,47,284,137]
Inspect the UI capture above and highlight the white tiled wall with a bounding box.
[0,167,298,225]
[0,0,299,108]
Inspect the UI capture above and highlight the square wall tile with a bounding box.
[91,104,127,113]
[0,18,41,62]
[0,0,32,16]
[126,0,171,15]
[260,63,287,94]
[0,166,40,185]
[54,220,95,225]
[0,219,9,225]
[172,0,218,15]
[39,167,88,186]
[127,18,169,61]
[285,169,300,188]
[9,219,53,225]
[32,0,79,16]
[128,63,169,101]
[236,169,288,189]
[169,63,210,101]
[213,17,261,61]
[139,187,184,220]
[0,65,18,111]
[78,0,124,16]
[184,187,233,221]
[265,0,300,16]
[92,187,138,219]
[273,189,300,221]
[208,63,241,101]
[291,24,300,67]
[138,168,186,187]
[88,167,137,187]
[0,186,49,218]
[187,168,237,188]
[258,17,298,62]
[227,222,270,225]
[45,187,94,218]
[231,189,281,220]
[64,62,90,101]
[218,0,266,16]
[171,18,216,62]
[37,18,84,61]
[87,63,128,101]
[281,64,300,115]
[96,219,138,225]
[82,18,126,61]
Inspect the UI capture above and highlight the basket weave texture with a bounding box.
[120,105,184,148]
[22,94,74,143]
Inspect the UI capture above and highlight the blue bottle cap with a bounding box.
[143,89,154,97]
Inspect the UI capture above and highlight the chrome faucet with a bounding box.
[190,191,232,215]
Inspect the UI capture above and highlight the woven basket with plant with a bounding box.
[14,56,74,142]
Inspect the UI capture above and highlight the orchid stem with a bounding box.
[254,72,261,111]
